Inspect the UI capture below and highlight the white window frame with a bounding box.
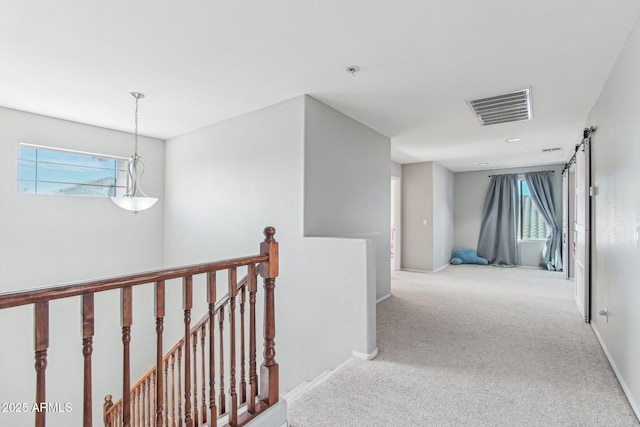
[18,143,129,198]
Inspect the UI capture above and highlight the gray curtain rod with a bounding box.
[488,170,555,178]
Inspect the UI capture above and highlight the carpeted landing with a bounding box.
[287,265,639,426]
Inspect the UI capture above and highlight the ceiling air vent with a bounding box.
[541,147,562,153]
[466,88,532,126]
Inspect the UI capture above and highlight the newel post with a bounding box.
[259,226,279,405]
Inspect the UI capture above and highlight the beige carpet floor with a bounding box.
[287,265,639,426]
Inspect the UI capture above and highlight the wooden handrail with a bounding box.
[0,254,268,309]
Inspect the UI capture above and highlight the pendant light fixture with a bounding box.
[110,92,159,214]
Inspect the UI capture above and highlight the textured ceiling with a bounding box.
[1,1,639,171]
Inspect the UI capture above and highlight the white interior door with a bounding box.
[574,137,591,322]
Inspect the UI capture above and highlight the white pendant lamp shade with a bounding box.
[110,92,159,214]
[111,195,158,212]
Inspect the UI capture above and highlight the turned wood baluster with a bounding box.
[192,327,198,426]
[248,263,258,413]
[148,377,153,427]
[109,403,116,427]
[164,359,169,427]
[140,382,144,427]
[150,374,156,427]
[200,323,206,424]
[143,379,146,427]
[82,293,95,427]
[139,387,143,426]
[259,227,279,405]
[132,389,136,427]
[183,276,193,427]
[207,272,217,423]
[34,301,48,427]
[155,280,165,427]
[142,379,147,427]
[121,286,133,427]
[139,392,142,427]
[170,354,176,427]
[134,388,139,427]
[228,267,238,426]
[141,380,145,426]
[104,395,114,427]
[218,307,226,415]
[146,381,149,426]
[177,346,183,426]
[240,284,247,404]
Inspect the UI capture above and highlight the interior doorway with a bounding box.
[562,165,576,281]
[391,176,401,271]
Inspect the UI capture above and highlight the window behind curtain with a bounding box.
[18,144,128,197]
[520,180,549,240]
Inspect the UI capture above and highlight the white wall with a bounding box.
[401,162,433,271]
[432,163,455,270]
[303,95,390,299]
[401,161,455,271]
[585,16,640,418]
[164,96,378,396]
[0,107,165,427]
[454,163,563,267]
[390,161,402,178]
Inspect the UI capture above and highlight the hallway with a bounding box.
[288,266,638,426]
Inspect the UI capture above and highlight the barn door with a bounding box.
[574,130,592,323]
[562,172,570,280]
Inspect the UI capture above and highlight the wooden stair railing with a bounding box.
[103,273,254,427]
[0,226,279,427]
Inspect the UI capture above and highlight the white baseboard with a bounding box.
[400,268,430,273]
[352,347,379,360]
[376,293,391,304]
[283,357,356,405]
[433,263,449,273]
[244,400,288,427]
[401,265,449,273]
[591,324,640,421]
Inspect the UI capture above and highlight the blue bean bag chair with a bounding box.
[451,249,489,265]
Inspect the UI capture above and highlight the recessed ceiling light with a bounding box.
[505,138,521,143]
[478,163,489,166]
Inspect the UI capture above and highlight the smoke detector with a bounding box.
[467,88,532,126]
[346,65,360,76]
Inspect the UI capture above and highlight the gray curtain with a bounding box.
[477,174,519,266]
[524,171,562,271]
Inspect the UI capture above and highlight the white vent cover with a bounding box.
[467,88,532,126]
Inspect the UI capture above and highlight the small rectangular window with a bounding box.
[519,180,549,240]
[18,144,128,197]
